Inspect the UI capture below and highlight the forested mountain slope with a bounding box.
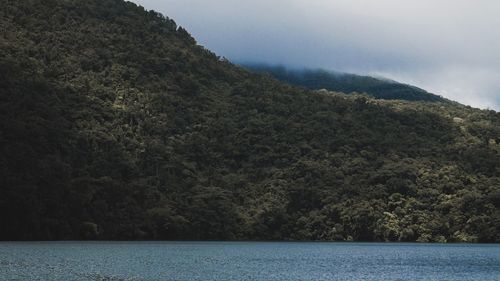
[1,0,499,242]
[245,64,444,102]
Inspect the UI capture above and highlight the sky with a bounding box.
[131,0,500,110]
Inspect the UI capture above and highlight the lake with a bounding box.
[0,242,499,280]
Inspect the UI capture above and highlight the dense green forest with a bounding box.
[246,64,444,102]
[1,0,499,242]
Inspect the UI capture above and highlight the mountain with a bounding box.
[1,0,499,242]
[245,64,445,102]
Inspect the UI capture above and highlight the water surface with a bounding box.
[0,242,499,280]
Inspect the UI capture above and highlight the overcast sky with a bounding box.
[132,0,500,110]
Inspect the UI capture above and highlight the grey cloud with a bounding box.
[132,0,500,110]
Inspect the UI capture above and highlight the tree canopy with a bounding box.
[0,0,499,242]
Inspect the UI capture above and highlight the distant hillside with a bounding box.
[1,0,499,242]
[245,65,444,102]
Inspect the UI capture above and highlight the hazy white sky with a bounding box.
[132,0,500,110]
